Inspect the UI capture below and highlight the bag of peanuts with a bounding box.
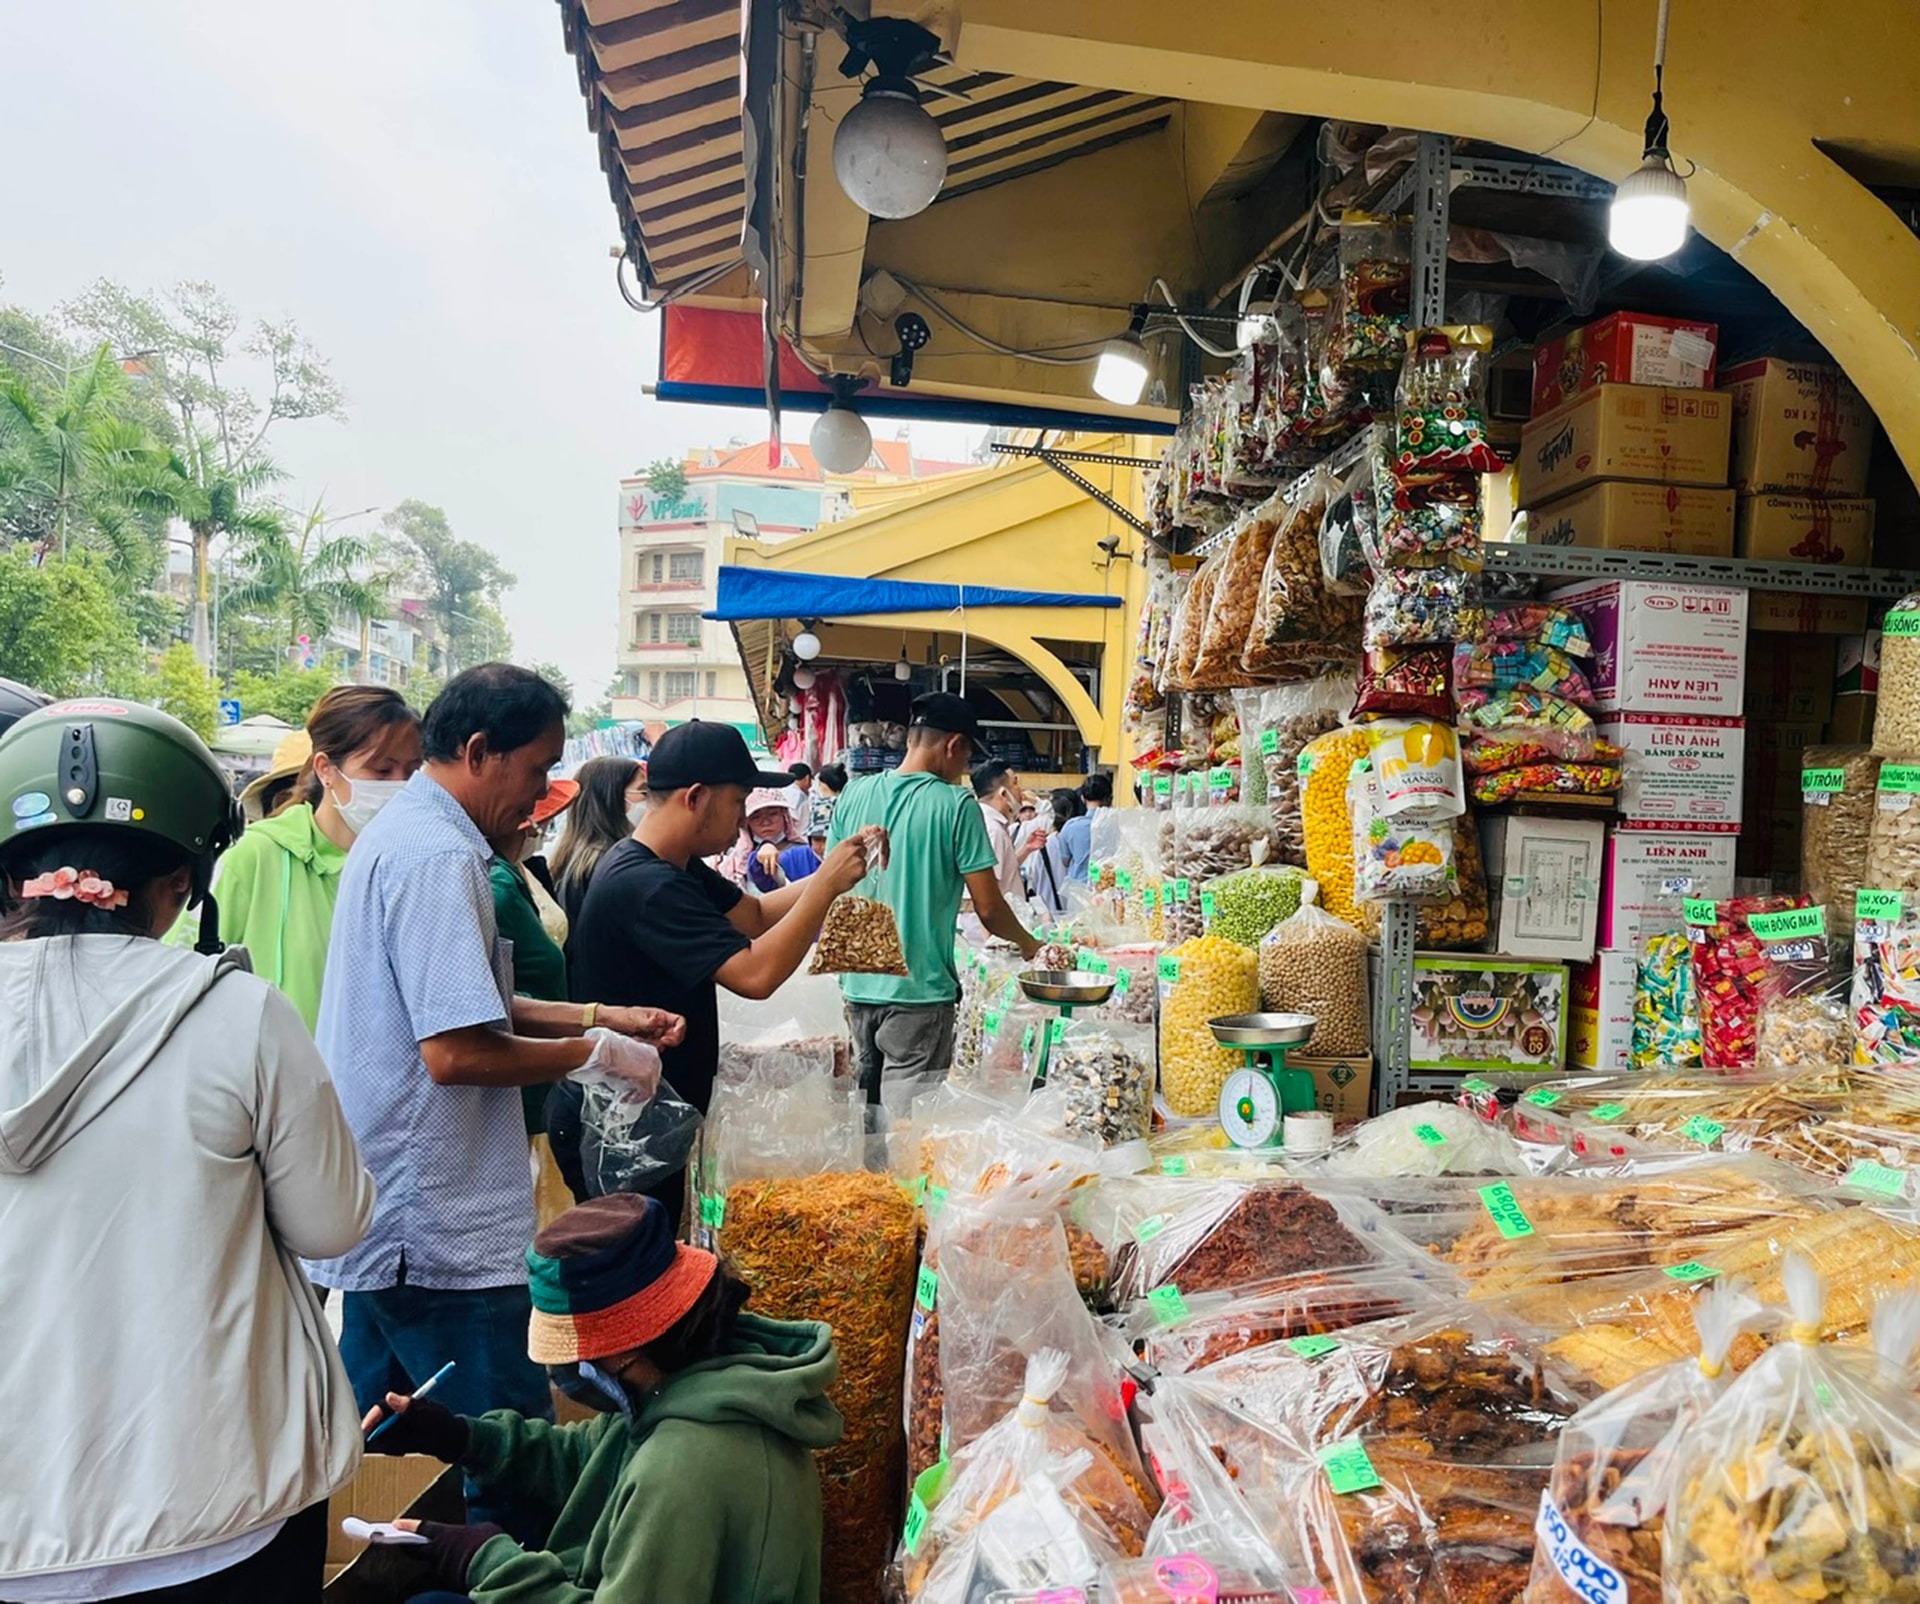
[810,893,910,975]
[1258,899,1371,1057]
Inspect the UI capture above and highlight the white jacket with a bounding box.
[0,935,376,1583]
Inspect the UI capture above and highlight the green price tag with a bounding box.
[1049,1017,1067,1045]
[1199,891,1217,921]
[1147,1284,1189,1324]
[1153,774,1172,798]
[1114,870,1133,892]
[1287,1334,1342,1359]
[1319,1436,1382,1495]
[1859,888,1904,922]
[903,1461,947,1555]
[1135,1213,1169,1242]
[1161,1155,1191,1176]
[909,1174,929,1205]
[1680,1115,1726,1146]
[1412,1123,1447,1146]
[1883,764,1920,794]
[1664,1261,1720,1283]
[1886,609,1920,638]
[1260,728,1280,755]
[1589,1102,1627,1123]
[1682,897,1719,929]
[701,1192,726,1230]
[1022,1024,1037,1056]
[1143,886,1160,914]
[1172,878,1192,902]
[1478,1182,1535,1239]
[915,1265,938,1311]
[1209,765,1233,788]
[984,1007,1003,1035]
[927,1183,948,1215]
[1802,766,1846,795]
[1845,1159,1910,1197]
[1158,954,1181,983]
[1524,1087,1562,1108]
[1297,749,1315,778]
[1747,906,1826,942]
[1082,953,1111,973]
[1116,967,1131,995]
[1461,1077,1493,1094]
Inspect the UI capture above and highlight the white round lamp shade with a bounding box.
[792,630,822,662]
[833,86,948,219]
[1092,333,1150,407]
[1610,156,1691,260]
[791,666,817,691]
[810,403,873,475]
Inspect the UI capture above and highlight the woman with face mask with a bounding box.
[188,685,422,1031]
[551,755,646,929]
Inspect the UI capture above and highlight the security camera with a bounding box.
[1097,534,1123,557]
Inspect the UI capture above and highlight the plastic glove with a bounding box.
[360,1392,471,1462]
[574,1028,662,1099]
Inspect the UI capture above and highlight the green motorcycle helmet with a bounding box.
[0,697,243,951]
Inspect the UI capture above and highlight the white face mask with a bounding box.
[627,799,648,827]
[332,775,408,836]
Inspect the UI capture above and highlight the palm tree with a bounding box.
[0,345,174,582]
[225,495,386,665]
[153,434,286,666]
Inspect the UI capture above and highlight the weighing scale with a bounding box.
[1210,1012,1319,1148]
[1016,969,1117,1082]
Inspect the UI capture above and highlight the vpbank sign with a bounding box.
[623,489,709,526]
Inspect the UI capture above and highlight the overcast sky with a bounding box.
[2,1,977,696]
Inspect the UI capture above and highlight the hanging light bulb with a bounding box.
[792,665,817,691]
[835,80,948,218]
[1610,0,1690,261]
[810,402,872,474]
[1092,307,1151,406]
[792,629,822,662]
[894,643,913,683]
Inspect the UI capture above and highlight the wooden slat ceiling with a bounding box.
[559,1,1174,291]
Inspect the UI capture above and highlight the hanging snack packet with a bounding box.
[1375,479,1484,560]
[1351,644,1454,721]
[1325,211,1412,381]
[1360,718,1466,821]
[1685,896,1811,1071]
[1350,756,1457,902]
[1393,325,1505,488]
[1318,458,1375,597]
[1362,560,1485,651]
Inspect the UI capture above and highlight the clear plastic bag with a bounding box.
[1324,1102,1526,1178]
[1664,1257,1920,1604]
[1633,929,1703,1070]
[1246,472,1359,664]
[1392,324,1504,487]
[1754,906,1850,1068]
[1260,673,1352,869]
[1298,727,1373,929]
[1318,456,1375,597]
[1453,638,1596,703]
[1456,686,1596,743]
[1853,889,1920,1066]
[1156,935,1260,1117]
[1687,896,1814,1071]
[576,1068,703,1197]
[1361,559,1485,651]
[1802,747,1880,949]
[1525,1279,1754,1603]
[810,893,910,975]
[1046,1017,1155,1147]
[1191,517,1270,689]
[1484,602,1593,656]
[1325,210,1411,384]
[1199,864,1306,949]
[1872,589,1920,755]
[1464,730,1615,769]
[1350,645,1453,720]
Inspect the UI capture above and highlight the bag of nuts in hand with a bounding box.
[809,893,910,975]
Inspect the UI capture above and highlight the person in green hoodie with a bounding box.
[359,1192,840,1604]
[194,684,422,1029]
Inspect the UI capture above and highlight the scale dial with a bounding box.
[1220,1066,1281,1147]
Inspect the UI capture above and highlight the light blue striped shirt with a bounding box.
[306,771,532,1292]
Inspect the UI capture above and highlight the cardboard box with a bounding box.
[1524,481,1734,556]
[1599,714,1745,831]
[1743,721,1830,817]
[1830,691,1877,744]
[1519,383,1733,508]
[1749,591,1870,634]
[1481,815,1606,962]
[1736,493,1876,565]
[1405,955,1569,1073]
[1737,805,1806,883]
[326,1458,460,1590]
[1837,632,1881,697]
[1294,1055,1375,1122]
[1532,311,1719,416]
[1550,578,1748,715]
[1722,356,1875,496]
[1599,830,1738,949]
[1743,635,1837,723]
[1568,949,1637,1072]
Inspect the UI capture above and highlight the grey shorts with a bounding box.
[845,1000,956,1107]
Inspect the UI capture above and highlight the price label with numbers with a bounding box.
[1319,1436,1381,1494]
[1478,1182,1535,1239]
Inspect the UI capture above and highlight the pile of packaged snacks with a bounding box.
[1633,929,1702,1069]
[1463,734,1622,775]
[1800,746,1880,947]
[1351,644,1453,720]
[1362,560,1485,651]
[1323,210,1411,403]
[1156,935,1260,1117]
[1299,726,1373,927]
[1853,889,1920,1065]
[1685,895,1812,1070]
[1866,758,1920,894]
[1259,673,1352,867]
[1047,1018,1155,1147]
[1665,1260,1920,1604]
[1201,863,1306,947]
[1392,326,1504,487]
[1258,900,1372,1057]
[1472,760,1622,805]
[809,894,910,975]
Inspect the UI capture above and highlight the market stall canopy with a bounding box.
[704,565,1125,623]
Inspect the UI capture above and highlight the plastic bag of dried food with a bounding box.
[1326,1102,1526,1178]
[1191,516,1271,688]
[1867,759,1920,897]
[1247,472,1355,661]
[1324,210,1411,385]
[1163,561,1218,693]
[1872,590,1920,755]
[895,1349,1155,1604]
[1361,559,1485,651]
[1525,1279,1756,1604]
[810,893,910,975]
[1045,1017,1155,1147]
[1465,732,1616,771]
[1753,905,1851,1069]
[1350,644,1453,721]
[1260,673,1352,868]
[1686,896,1814,1071]
[1802,747,1880,950]
[1664,1257,1920,1604]
[1318,455,1376,597]
[1485,602,1593,657]
[1393,324,1504,488]
[1349,756,1457,902]
[1199,863,1306,949]
[1298,727,1372,929]
[1258,900,1371,1056]
[1156,935,1259,1117]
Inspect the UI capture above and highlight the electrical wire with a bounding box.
[614,251,737,313]
[1149,278,1238,358]
[889,274,1114,365]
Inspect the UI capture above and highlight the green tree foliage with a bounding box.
[522,660,573,700]
[153,641,217,740]
[382,500,515,674]
[645,458,689,502]
[566,675,620,738]
[225,495,385,652]
[227,664,343,727]
[0,546,142,696]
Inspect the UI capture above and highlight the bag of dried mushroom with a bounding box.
[1523,1277,1754,1604]
[809,892,910,975]
[1664,1258,1920,1604]
[700,1069,917,1604]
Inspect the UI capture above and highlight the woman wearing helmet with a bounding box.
[190,684,423,1031]
[0,700,376,1603]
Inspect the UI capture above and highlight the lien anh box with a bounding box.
[1524,481,1734,556]
[1722,356,1875,496]
[1532,311,1719,416]
[1599,829,1739,950]
[1598,714,1746,832]
[1519,382,1733,508]
[1293,1055,1376,1123]
[1568,949,1637,1073]
[1550,578,1748,715]
[1743,634,1838,723]
[1736,493,1876,566]
[1481,815,1606,963]
[1406,956,1569,1073]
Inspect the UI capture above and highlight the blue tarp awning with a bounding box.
[704,566,1125,622]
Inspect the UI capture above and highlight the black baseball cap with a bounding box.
[644,721,791,792]
[910,692,982,746]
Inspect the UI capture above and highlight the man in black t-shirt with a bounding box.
[564,723,886,1226]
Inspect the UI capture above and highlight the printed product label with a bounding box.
[1682,896,1720,929]
[1135,1213,1169,1242]
[1858,888,1903,922]
[1883,764,1920,794]
[1524,1087,1562,1108]
[1844,1159,1910,1197]
[1746,906,1825,942]
[1158,954,1181,983]
[1535,1490,1627,1602]
[1260,728,1280,755]
[1884,609,1920,638]
[916,1265,938,1310]
[1160,1155,1191,1176]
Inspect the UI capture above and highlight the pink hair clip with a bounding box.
[19,867,130,910]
